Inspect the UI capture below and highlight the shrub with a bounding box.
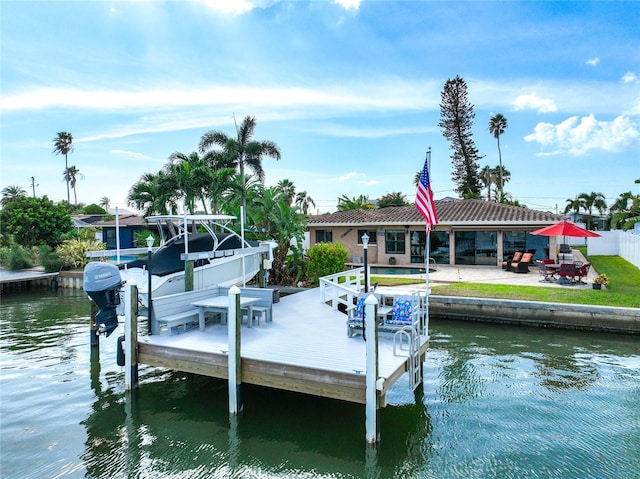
[57,238,106,269]
[305,242,349,285]
[38,245,64,273]
[6,244,34,270]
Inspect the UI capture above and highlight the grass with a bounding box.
[371,254,640,309]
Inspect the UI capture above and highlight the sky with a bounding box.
[1,0,639,216]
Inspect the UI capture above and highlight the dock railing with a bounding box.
[319,268,365,311]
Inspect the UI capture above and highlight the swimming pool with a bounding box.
[370,266,427,275]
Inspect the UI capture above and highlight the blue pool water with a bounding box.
[370,266,427,275]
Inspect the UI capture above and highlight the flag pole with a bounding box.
[424,147,431,334]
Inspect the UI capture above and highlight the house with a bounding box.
[307,198,566,267]
[91,214,149,249]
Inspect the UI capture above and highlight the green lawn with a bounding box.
[371,255,640,309]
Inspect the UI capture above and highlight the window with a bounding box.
[385,230,405,254]
[315,230,333,243]
[357,229,377,245]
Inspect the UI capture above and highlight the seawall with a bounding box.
[429,295,640,334]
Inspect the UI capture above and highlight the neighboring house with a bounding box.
[307,198,566,267]
[91,214,149,249]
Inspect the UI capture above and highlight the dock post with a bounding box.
[364,293,380,443]
[185,260,194,291]
[90,301,99,348]
[124,282,139,390]
[228,285,242,414]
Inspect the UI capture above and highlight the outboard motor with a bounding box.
[83,262,124,337]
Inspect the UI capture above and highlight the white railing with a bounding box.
[319,268,365,311]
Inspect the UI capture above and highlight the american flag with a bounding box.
[415,156,439,232]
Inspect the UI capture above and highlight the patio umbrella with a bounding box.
[530,221,600,238]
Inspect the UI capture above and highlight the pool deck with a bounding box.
[372,250,599,289]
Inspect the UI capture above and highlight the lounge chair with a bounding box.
[502,251,523,271]
[512,252,534,273]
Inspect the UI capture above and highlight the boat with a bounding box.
[84,215,275,325]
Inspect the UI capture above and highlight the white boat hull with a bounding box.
[120,251,262,308]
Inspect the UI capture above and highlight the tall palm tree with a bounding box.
[275,179,296,206]
[1,185,27,206]
[199,116,281,217]
[63,165,83,205]
[488,114,508,201]
[295,191,316,215]
[53,131,74,203]
[563,197,583,220]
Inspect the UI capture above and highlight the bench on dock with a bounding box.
[151,286,221,335]
[219,286,274,325]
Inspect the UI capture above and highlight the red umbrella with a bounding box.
[530,221,600,238]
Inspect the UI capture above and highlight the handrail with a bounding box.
[319,268,365,311]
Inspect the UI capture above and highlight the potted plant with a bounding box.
[593,273,609,290]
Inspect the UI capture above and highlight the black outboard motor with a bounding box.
[83,262,124,337]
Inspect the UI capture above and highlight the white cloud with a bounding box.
[337,172,359,182]
[110,149,155,161]
[333,0,360,10]
[524,114,639,156]
[586,57,600,66]
[622,72,638,84]
[196,0,255,14]
[512,92,557,113]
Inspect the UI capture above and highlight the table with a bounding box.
[192,296,260,331]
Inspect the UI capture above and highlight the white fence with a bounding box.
[587,230,640,269]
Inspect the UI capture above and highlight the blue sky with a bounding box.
[1,0,639,215]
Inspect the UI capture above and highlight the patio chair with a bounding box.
[502,251,523,271]
[573,262,591,284]
[512,252,534,273]
[537,260,556,282]
[557,263,577,284]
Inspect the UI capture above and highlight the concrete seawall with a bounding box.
[430,295,640,334]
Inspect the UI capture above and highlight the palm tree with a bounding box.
[99,197,111,212]
[63,165,83,205]
[53,132,74,203]
[1,185,27,206]
[199,116,281,217]
[563,197,583,221]
[488,114,508,201]
[479,165,496,201]
[167,151,216,214]
[127,171,178,217]
[608,191,639,230]
[295,191,316,215]
[275,179,296,206]
[336,194,374,212]
[578,191,607,229]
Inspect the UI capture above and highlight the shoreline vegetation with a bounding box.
[372,254,640,309]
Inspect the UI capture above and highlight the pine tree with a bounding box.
[438,76,483,198]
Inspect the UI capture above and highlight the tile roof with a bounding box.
[308,199,566,227]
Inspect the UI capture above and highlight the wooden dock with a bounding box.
[0,268,59,291]
[137,288,429,406]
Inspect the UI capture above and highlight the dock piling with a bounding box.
[90,301,99,348]
[365,293,380,443]
[228,285,242,414]
[125,282,139,390]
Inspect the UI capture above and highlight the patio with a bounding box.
[373,249,598,289]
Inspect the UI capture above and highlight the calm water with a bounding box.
[1,289,639,479]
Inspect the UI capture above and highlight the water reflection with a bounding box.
[79,365,433,478]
